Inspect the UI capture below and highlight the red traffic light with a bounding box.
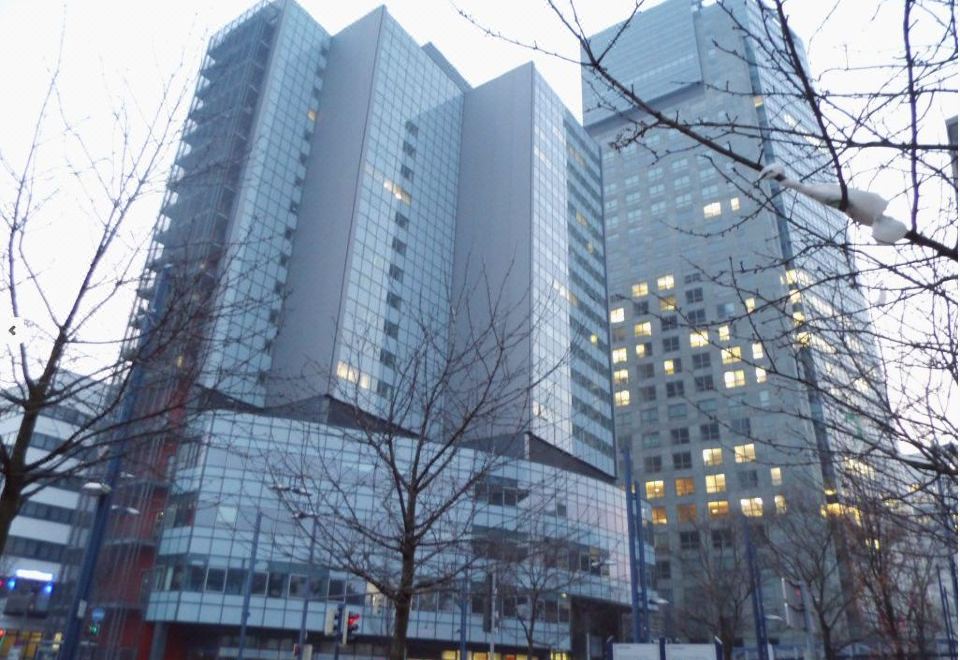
[347,613,360,627]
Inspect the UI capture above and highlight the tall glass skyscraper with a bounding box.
[582,0,878,651]
[74,2,644,658]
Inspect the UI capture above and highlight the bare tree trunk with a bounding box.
[390,536,417,660]
[0,403,42,555]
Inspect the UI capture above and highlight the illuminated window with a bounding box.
[703,202,722,218]
[675,478,695,497]
[383,179,411,204]
[789,289,802,304]
[756,368,767,383]
[702,448,723,466]
[730,197,741,212]
[614,390,631,407]
[663,359,679,375]
[735,443,756,463]
[632,282,649,297]
[646,481,665,499]
[657,275,675,291]
[307,109,317,122]
[741,497,764,517]
[652,507,668,525]
[690,330,709,347]
[677,503,697,523]
[744,297,755,312]
[775,495,787,514]
[785,269,799,285]
[722,347,742,364]
[612,348,628,364]
[708,501,730,518]
[724,370,746,388]
[610,307,625,323]
[718,325,730,341]
[770,467,782,486]
[705,474,726,494]
[660,295,677,311]
[752,342,764,359]
[635,321,652,337]
[635,343,650,358]
[753,95,764,107]
[590,334,598,345]
[793,310,805,324]
[613,369,629,385]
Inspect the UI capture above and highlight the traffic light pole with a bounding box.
[298,517,318,653]
[237,510,263,660]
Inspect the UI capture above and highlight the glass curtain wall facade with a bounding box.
[75,1,638,658]
[583,0,880,651]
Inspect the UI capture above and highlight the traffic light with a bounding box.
[325,603,345,639]
[87,622,101,637]
[343,611,360,644]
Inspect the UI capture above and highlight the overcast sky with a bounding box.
[0,0,953,375]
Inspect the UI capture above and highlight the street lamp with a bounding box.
[289,510,319,657]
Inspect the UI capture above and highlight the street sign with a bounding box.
[91,607,105,623]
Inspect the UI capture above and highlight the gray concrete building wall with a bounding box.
[268,9,382,404]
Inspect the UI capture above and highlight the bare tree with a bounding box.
[758,486,864,659]
[0,55,199,557]
[492,478,590,659]
[270,279,564,660]
[457,0,957,499]
[670,517,754,660]
[838,469,951,659]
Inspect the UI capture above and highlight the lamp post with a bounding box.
[236,510,263,660]
[622,444,647,642]
[742,516,769,660]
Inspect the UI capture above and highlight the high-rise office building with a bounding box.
[582,0,879,651]
[69,2,646,657]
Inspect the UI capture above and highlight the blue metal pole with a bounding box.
[632,487,649,642]
[237,510,263,660]
[459,578,469,659]
[741,517,768,660]
[297,516,317,653]
[58,267,172,660]
[622,445,642,643]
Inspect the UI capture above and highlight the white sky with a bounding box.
[0,0,954,376]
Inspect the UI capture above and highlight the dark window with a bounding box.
[732,417,752,435]
[738,470,759,489]
[679,531,700,551]
[666,381,685,398]
[692,352,712,369]
[225,569,246,595]
[684,273,702,284]
[405,121,419,137]
[662,337,680,353]
[700,422,720,442]
[386,292,402,310]
[644,456,662,473]
[400,165,414,181]
[637,363,655,379]
[395,211,409,228]
[391,238,407,257]
[661,315,678,330]
[634,301,650,315]
[688,309,707,324]
[672,452,692,470]
[656,560,672,580]
[670,428,690,445]
[712,529,734,549]
[694,375,715,392]
[612,327,627,342]
[639,386,657,402]
[380,349,396,369]
[206,568,225,592]
[402,141,416,158]
[685,288,704,304]
[384,320,399,338]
